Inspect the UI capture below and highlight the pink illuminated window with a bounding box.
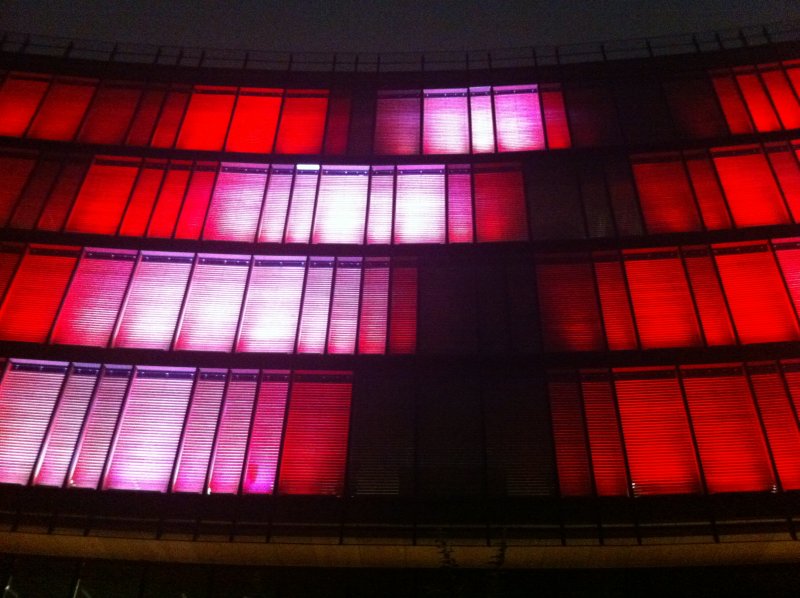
[297,258,334,353]
[208,371,256,494]
[714,243,800,344]
[474,166,527,242]
[0,247,78,343]
[735,70,781,132]
[493,85,544,152]
[394,166,445,244]
[374,91,421,155]
[33,365,97,487]
[104,368,193,492]
[147,163,191,238]
[312,166,368,244]
[78,82,141,145]
[174,163,217,240]
[683,248,737,346]
[389,262,417,354]
[536,259,604,352]
[541,87,571,149]
[0,154,36,227]
[712,74,754,134]
[594,254,638,351]
[423,88,469,154]
[27,77,97,141]
[632,158,702,233]
[0,73,49,136]
[150,88,190,148]
[682,366,774,493]
[284,166,319,243]
[274,91,328,154]
[119,160,166,237]
[447,166,473,243]
[549,377,592,496]
[226,88,282,153]
[172,370,226,493]
[468,87,495,153]
[581,376,629,497]
[51,249,136,347]
[176,86,235,150]
[278,373,352,496]
[257,165,292,243]
[614,369,702,496]
[175,255,249,352]
[358,258,389,354]
[113,253,192,350]
[242,371,289,494]
[237,257,305,353]
[203,164,267,242]
[623,250,702,349]
[366,167,394,244]
[67,157,140,235]
[0,361,66,485]
[68,367,131,489]
[712,148,789,227]
[327,258,361,354]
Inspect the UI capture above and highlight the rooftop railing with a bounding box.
[1,20,799,73]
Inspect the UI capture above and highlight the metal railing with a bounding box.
[1,20,799,73]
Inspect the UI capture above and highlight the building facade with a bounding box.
[1,24,800,593]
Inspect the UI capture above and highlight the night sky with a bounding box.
[2,0,799,54]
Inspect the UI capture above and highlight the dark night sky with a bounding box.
[2,0,799,53]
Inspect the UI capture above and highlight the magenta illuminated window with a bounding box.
[0,73,50,136]
[242,371,289,494]
[389,261,417,354]
[277,372,352,496]
[68,366,131,489]
[104,367,193,492]
[284,165,319,244]
[447,165,473,243]
[33,365,97,487]
[423,88,469,155]
[358,258,389,354]
[0,361,66,485]
[257,165,293,243]
[312,166,368,244]
[237,257,305,353]
[327,258,362,354]
[394,166,445,244]
[113,253,193,350]
[208,371,257,494]
[468,87,495,153]
[493,85,544,152]
[51,249,136,348]
[175,255,249,352]
[203,164,268,242]
[473,165,527,242]
[374,91,421,155]
[176,86,235,151]
[366,166,394,245]
[297,258,334,353]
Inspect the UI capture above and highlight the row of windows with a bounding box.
[3,357,800,499]
[538,239,800,351]
[0,154,526,244]
[0,246,417,354]
[551,362,800,497]
[1,63,798,155]
[0,360,352,495]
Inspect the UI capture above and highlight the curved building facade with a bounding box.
[2,23,800,593]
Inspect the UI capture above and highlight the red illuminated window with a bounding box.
[278,372,352,496]
[735,69,781,132]
[51,249,136,348]
[358,258,389,354]
[323,92,351,155]
[474,166,528,242]
[684,153,732,230]
[0,73,49,136]
[394,166,445,244]
[374,91,421,155]
[27,77,97,141]
[766,145,800,221]
[104,367,193,492]
[494,85,544,152]
[125,87,166,146]
[150,88,190,148]
[67,157,140,235]
[541,86,571,149]
[0,153,36,227]
[712,74,754,134]
[632,157,702,233]
[423,88,469,154]
[5,156,51,230]
[594,254,638,351]
[242,371,289,494]
[389,261,417,354]
[0,246,78,343]
[548,376,593,496]
[274,91,328,154]
[78,82,141,145]
[118,160,166,237]
[113,253,193,350]
[761,66,800,130]
[312,166,368,244]
[203,164,268,242]
[147,162,191,238]
[174,163,217,240]
[37,158,89,232]
[174,255,249,352]
[176,86,235,151]
[683,248,737,346]
[225,88,282,153]
[581,375,629,496]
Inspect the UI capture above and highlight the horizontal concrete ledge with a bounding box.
[4,532,800,569]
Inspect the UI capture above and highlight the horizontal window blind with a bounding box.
[67,158,140,235]
[27,78,97,141]
[423,89,469,155]
[0,73,50,136]
[78,83,141,145]
[175,86,235,151]
[273,91,328,154]
[224,88,282,153]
